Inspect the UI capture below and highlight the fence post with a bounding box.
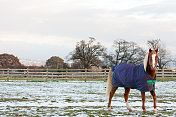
[82,69,83,79]
[104,69,107,82]
[52,73,53,79]
[66,68,68,82]
[2,70,4,78]
[72,70,73,79]
[7,68,10,82]
[92,70,93,79]
[62,70,64,79]
[85,68,87,82]
[162,69,164,82]
[26,68,29,82]
[46,69,48,82]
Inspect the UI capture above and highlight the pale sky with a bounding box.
[0,0,176,62]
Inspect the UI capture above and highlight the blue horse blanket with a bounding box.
[112,63,156,92]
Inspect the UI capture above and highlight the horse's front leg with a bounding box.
[141,92,147,113]
[150,91,157,114]
[108,86,118,111]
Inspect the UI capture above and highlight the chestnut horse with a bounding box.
[106,49,158,113]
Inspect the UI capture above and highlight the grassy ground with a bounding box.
[0,77,176,82]
[0,78,106,82]
[156,78,176,82]
[0,81,175,116]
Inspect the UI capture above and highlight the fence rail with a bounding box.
[0,68,175,82]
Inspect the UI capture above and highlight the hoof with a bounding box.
[129,109,133,112]
[108,107,111,112]
[143,110,147,114]
[128,108,133,112]
[153,108,157,114]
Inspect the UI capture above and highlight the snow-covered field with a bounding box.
[0,80,175,116]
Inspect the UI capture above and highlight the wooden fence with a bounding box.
[0,68,175,82]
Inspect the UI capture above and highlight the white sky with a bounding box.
[0,0,176,62]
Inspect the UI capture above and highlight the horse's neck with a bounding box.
[146,66,156,79]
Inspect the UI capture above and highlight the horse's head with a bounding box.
[148,49,158,70]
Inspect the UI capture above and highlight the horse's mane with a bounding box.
[143,53,148,71]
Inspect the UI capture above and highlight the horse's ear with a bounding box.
[155,48,158,53]
[149,48,152,52]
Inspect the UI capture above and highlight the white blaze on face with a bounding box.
[152,54,156,68]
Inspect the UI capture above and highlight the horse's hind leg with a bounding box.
[108,86,118,111]
[124,88,133,112]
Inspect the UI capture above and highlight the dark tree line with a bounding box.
[45,38,175,69]
[67,38,175,69]
[1,38,173,69]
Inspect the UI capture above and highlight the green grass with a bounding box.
[156,78,176,82]
[0,78,107,82]
[0,77,176,82]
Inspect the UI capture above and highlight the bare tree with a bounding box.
[147,39,173,69]
[147,39,160,50]
[68,38,106,69]
[104,39,145,66]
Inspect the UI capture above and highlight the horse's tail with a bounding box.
[105,67,113,100]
